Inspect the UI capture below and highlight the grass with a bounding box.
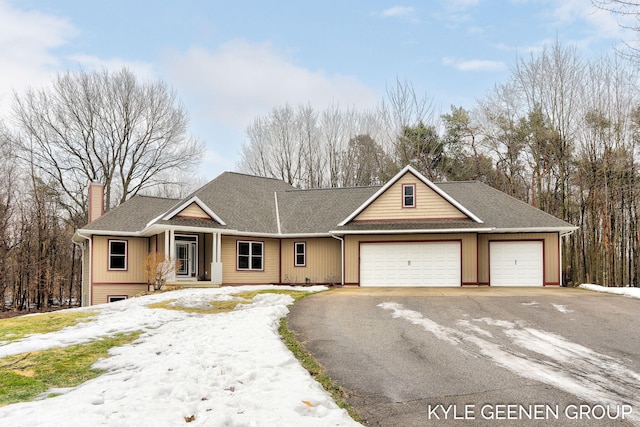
[0,311,95,344]
[275,290,362,423]
[279,316,362,423]
[0,332,141,407]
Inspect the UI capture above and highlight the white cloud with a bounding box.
[163,40,379,130]
[0,0,77,112]
[67,54,156,81]
[548,0,636,48]
[442,57,507,71]
[380,6,415,17]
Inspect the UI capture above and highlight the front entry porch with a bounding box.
[161,229,224,286]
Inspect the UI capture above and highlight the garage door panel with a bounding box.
[360,241,461,287]
[490,241,543,287]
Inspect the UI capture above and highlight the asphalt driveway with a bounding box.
[287,287,640,426]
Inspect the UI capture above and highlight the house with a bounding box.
[73,165,577,306]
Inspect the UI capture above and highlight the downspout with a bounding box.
[559,230,576,287]
[73,232,92,307]
[331,234,345,287]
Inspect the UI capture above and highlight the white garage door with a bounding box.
[360,241,461,287]
[490,241,543,286]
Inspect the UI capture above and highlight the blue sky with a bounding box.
[0,0,631,180]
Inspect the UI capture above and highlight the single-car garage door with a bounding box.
[490,241,543,286]
[360,241,461,287]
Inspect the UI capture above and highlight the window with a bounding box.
[403,184,416,208]
[294,242,306,267]
[108,240,127,270]
[237,241,263,270]
[108,295,127,303]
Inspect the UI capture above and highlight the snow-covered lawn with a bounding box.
[579,283,640,299]
[0,286,360,427]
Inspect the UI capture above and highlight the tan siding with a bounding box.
[92,284,148,305]
[477,233,560,285]
[281,238,341,284]
[92,236,149,284]
[345,234,477,285]
[354,172,468,221]
[177,202,211,219]
[221,236,280,284]
[156,232,166,255]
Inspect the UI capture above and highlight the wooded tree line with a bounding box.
[240,42,640,287]
[0,68,203,311]
[3,22,640,312]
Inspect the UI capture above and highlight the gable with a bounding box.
[353,171,470,222]
[176,202,213,220]
[162,196,226,225]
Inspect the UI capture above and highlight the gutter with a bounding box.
[330,228,494,235]
[330,226,579,235]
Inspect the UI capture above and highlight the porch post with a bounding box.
[167,229,176,282]
[211,232,223,284]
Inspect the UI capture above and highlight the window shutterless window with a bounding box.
[237,241,264,270]
[403,184,415,208]
[108,240,127,270]
[108,296,127,303]
[294,242,306,267]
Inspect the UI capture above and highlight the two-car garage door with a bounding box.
[359,240,545,287]
[360,241,461,287]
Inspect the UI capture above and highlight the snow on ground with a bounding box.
[580,283,640,299]
[378,301,640,425]
[0,286,360,427]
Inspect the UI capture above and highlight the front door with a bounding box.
[175,236,198,279]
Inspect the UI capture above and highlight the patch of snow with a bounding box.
[551,303,572,313]
[0,285,360,426]
[521,301,539,307]
[378,302,640,425]
[580,284,640,299]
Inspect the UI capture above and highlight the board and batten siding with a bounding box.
[477,233,560,285]
[345,233,477,285]
[280,238,341,284]
[354,172,468,221]
[92,284,148,305]
[221,236,280,284]
[92,236,149,284]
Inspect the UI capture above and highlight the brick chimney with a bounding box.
[88,182,104,223]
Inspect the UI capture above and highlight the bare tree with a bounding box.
[12,67,204,223]
[592,0,640,60]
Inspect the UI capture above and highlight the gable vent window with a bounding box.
[108,240,127,270]
[237,241,264,271]
[294,242,306,267]
[403,184,416,208]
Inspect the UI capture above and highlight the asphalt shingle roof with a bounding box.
[80,172,575,235]
[82,195,179,233]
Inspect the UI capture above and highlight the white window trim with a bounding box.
[237,241,264,271]
[108,239,128,271]
[403,184,416,208]
[294,242,306,267]
[107,295,127,303]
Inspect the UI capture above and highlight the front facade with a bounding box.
[74,166,577,306]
